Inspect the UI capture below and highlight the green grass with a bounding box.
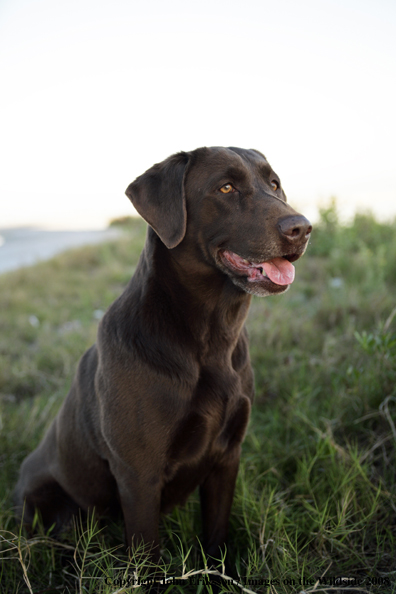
[1,207,396,593]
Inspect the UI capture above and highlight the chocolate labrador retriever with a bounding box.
[15,147,311,565]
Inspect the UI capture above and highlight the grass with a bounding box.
[0,205,396,593]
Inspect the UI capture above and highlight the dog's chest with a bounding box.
[165,366,250,477]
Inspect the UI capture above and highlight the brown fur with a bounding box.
[15,147,311,564]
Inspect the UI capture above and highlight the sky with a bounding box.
[0,0,395,229]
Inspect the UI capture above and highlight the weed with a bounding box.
[1,212,395,592]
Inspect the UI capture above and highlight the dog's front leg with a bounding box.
[199,449,240,568]
[115,470,162,563]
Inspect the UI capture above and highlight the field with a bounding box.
[0,205,395,593]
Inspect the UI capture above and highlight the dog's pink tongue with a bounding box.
[262,257,295,285]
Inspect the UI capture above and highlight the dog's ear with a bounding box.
[125,151,191,249]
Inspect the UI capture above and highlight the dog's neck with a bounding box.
[131,229,252,353]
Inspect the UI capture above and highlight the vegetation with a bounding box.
[0,205,395,593]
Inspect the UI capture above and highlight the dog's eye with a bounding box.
[271,180,279,191]
[220,184,235,194]
[271,181,279,191]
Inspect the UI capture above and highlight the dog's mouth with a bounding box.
[219,250,300,287]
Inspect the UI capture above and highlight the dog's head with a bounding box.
[126,147,312,297]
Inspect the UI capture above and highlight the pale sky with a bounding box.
[0,0,395,229]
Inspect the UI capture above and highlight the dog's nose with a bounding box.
[277,215,312,244]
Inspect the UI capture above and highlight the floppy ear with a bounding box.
[125,151,191,249]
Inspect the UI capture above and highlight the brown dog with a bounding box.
[15,147,311,564]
